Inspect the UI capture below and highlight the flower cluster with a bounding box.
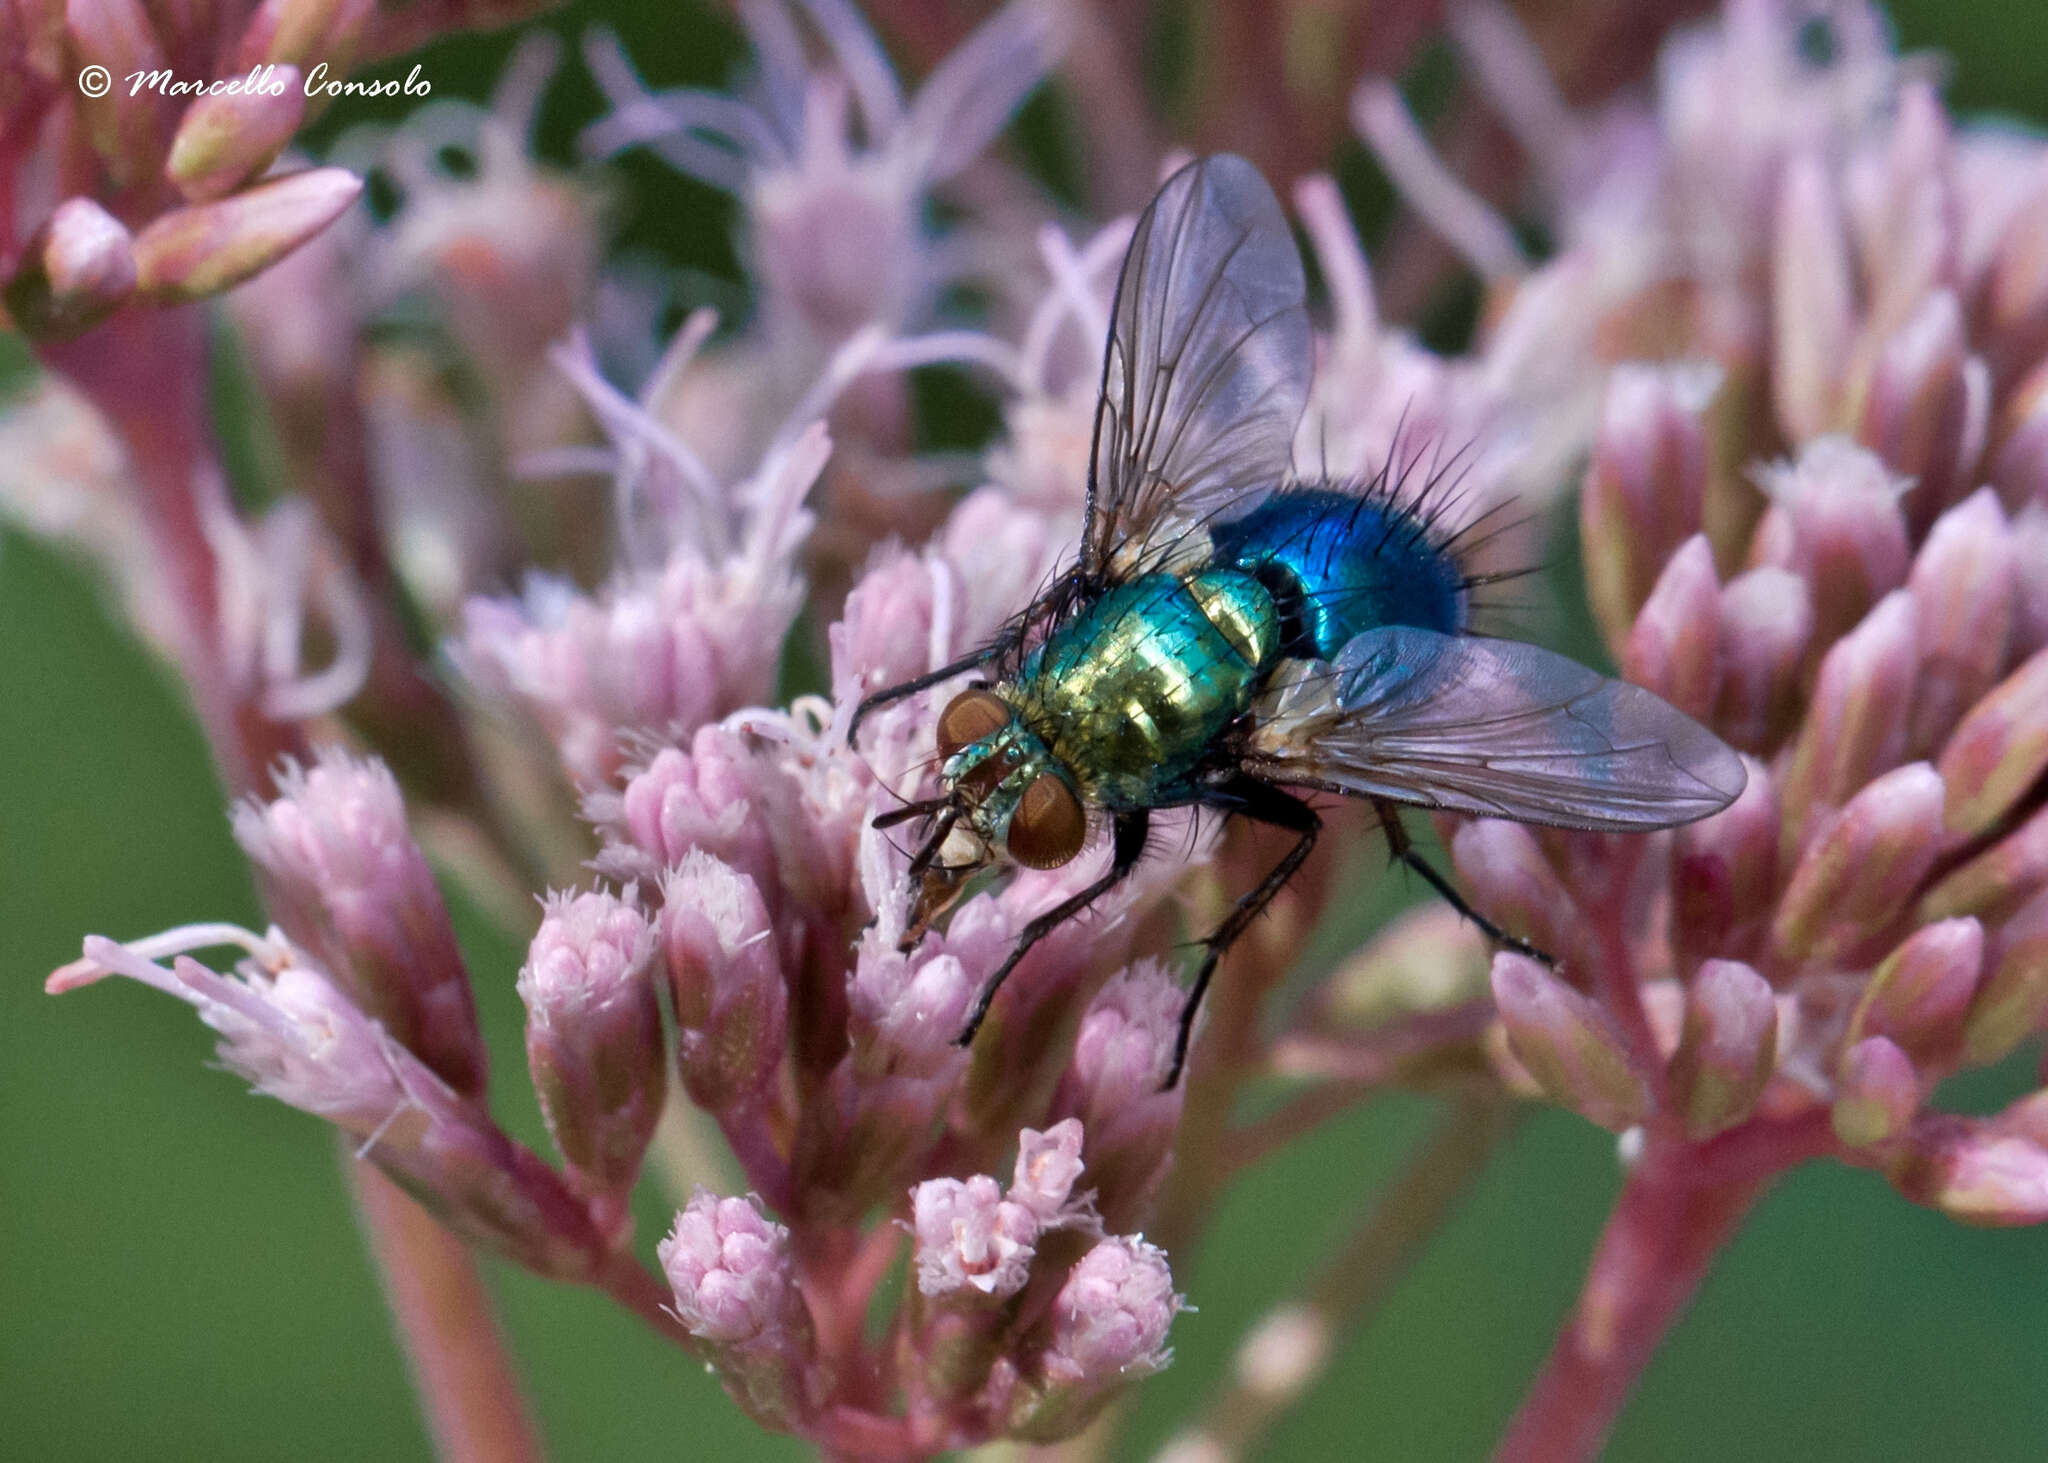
[15,1,2048,1461]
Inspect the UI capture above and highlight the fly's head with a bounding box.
[900,687,1087,945]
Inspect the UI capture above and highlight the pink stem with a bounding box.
[350,1159,549,1463]
[1492,1134,1768,1463]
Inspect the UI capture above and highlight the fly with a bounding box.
[852,155,1746,1087]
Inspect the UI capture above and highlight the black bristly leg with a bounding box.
[1370,798,1554,965]
[847,643,1009,744]
[956,810,1152,1048]
[1167,779,1321,1089]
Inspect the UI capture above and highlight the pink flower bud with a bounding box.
[1906,489,2017,754]
[1490,954,1651,1132]
[1980,171,2048,385]
[1963,890,2048,1066]
[848,937,978,1075]
[1053,962,1185,1230]
[67,0,172,186]
[1776,590,1918,846]
[606,733,778,894]
[1012,1120,1087,1223]
[2013,504,2048,660]
[1772,763,1946,966]
[1857,290,1985,535]
[1622,535,1721,723]
[1833,1036,1919,1148]
[232,749,485,1096]
[1849,917,1985,1067]
[1922,1131,2048,1227]
[1671,756,1779,964]
[1040,1236,1181,1386]
[1714,567,1813,752]
[1581,363,1715,649]
[1749,437,1912,655]
[1771,152,1856,442]
[165,68,307,201]
[2,198,138,338]
[1451,821,1593,973]
[660,854,788,1111]
[659,1192,814,1384]
[133,166,363,303]
[1936,647,2048,840]
[1670,959,1778,1139]
[518,890,664,1229]
[910,1174,1040,1300]
[1921,802,2048,924]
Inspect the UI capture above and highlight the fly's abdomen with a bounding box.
[1210,487,1468,659]
[1022,572,1278,805]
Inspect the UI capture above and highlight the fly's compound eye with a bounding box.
[936,688,1013,759]
[1006,773,1086,870]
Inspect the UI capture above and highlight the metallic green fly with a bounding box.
[853,154,1746,1086]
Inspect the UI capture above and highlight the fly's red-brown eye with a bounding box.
[935,688,1013,759]
[1006,773,1086,869]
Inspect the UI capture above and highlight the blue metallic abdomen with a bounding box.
[1209,488,1467,659]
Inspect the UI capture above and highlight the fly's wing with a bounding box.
[1246,627,1747,831]
[1082,154,1312,579]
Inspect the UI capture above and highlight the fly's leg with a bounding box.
[1371,798,1554,965]
[847,641,1011,744]
[956,811,1152,1048]
[1168,780,1321,1089]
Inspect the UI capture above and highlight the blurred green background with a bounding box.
[8,2,2048,1459]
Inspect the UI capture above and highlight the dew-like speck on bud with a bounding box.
[1623,534,1721,722]
[1490,954,1651,1132]
[1833,1036,1919,1147]
[1670,959,1778,1139]
[1714,567,1813,752]
[1772,762,1946,966]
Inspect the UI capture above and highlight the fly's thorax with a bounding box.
[935,689,1089,871]
[1183,568,1281,672]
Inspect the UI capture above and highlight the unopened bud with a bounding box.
[1776,591,1919,847]
[1847,918,1984,1064]
[2014,505,2048,660]
[1490,954,1650,1131]
[1906,489,2017,755]
[1670,959,1778,1139]
[1924,1131,2048,1227]
[659,1190,813,1422]
[518,890,664,1232]
[166,69,307,202]
[1621,535,1721,722]
[1671,756,1778,964]
[1936,647,2048,840]
[1714,567,1813,752]
[1990,358,2048,507]
[1921,803,2048,924]
[2,198,138,338]
[1581,363,1716,649]
[1773,763,1946,966]
[232,749,485,1096]
[68,0,172,185]
[1857,290,1984,536]
[133,166,362,304]
[660,854,788,1111]
[1832,1036,1918,1147]
[1771,152,1856,442]
[1962,890,2048,1067]
[1451,821,1592,972]
[1749,437,1912,654]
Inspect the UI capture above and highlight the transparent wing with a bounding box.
[1083,154,1312,577]
[1246,628,1747,831]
